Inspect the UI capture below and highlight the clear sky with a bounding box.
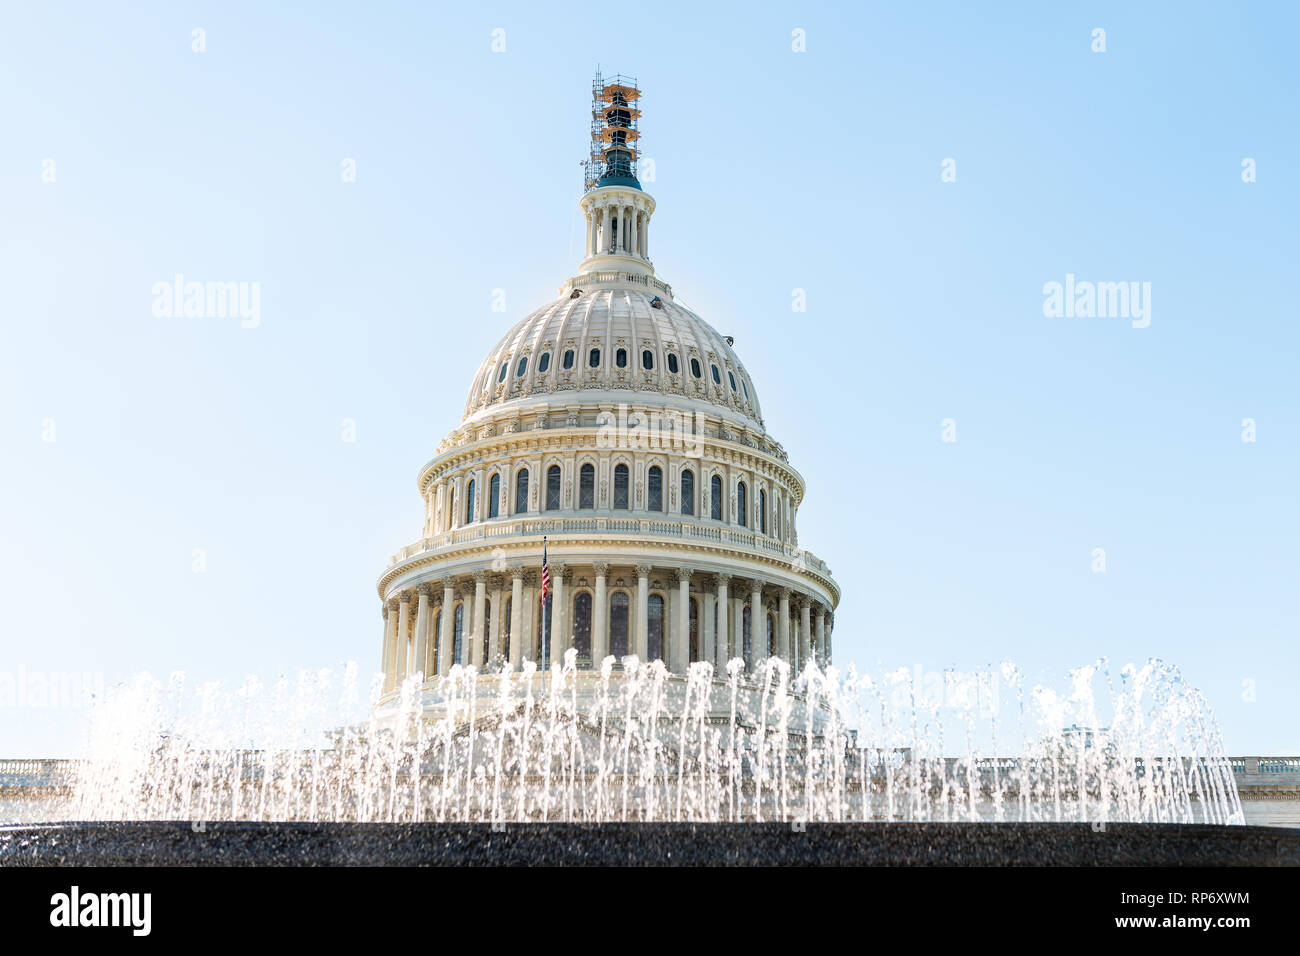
[1,1,1295,756]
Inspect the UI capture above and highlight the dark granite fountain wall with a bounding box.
[3,821,1297,866]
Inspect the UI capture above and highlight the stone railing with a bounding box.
[0,758,75,789]
[1234,757,1300,784]
[561,271,673,299]
[385,515,832,582]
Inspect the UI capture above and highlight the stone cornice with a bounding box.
[377,532,839,608]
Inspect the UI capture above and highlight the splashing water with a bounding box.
[66,654,1243,825]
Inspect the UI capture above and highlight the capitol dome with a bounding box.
[374,74,839,715]
[462,283,765,430]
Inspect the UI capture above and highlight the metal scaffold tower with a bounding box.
[583,70,641,192]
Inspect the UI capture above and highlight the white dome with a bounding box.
[462,278,764,429]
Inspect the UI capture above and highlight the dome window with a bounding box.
[647,466,663,511]
[641,349,654,370]
[563,349,575,370]
[728,371,737,392]
[613,463,630,510]
[538,352,550,373]
[711,364,721,385]
[589,348,601,368]
[516,356,528,377]
[497,362,508,383]
[690,358,702,379]
[667,353,679,374]
[616,348,628,368]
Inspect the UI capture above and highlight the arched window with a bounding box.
[515,468,529,514]
[690,358,702,379]
[759,489,767,534]
[465,479,477,524]
[667,353,679,374]
[579,463,595,509]
[767,613,776,662]
[488,473,500,519]
[728,370,737,392]
[742,605,752,670]
[546,465,561,511]
[737,481,747,528]
[516,356,528,377]
[453,603,465,665]
[610,591,630,658]
[563,349,575,370]
[573,592,592,664]
[589,348,601,368]
[616,348,628,368]
[647,594,665,663]
[710,475,723,520]
[680,469,695,516]
[711,364,721,385]
[689,597,700,662]
[647,465,663,512]
[613,464,630,510]
[641,349,654,370]
[497,362,508,383]
[538,352,550,373]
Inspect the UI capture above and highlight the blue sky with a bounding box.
[1,1,1295,756]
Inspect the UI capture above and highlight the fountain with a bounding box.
[5,654,1295,865]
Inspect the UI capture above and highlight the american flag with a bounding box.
[540,536,550,603]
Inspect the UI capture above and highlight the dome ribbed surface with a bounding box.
[462,286,763,427]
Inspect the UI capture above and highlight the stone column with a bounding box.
[522,570,538,662]
[551,563,568,665]
[750,578,766,664]
[509,566,524,668]
[635,564,651,661]
[733,596,745,669]
[584,209,594,257]
[814,606,826,668]
[413,585,430,679]
[489,576,505,663]
[396,592,412,683]
[380,604,394,689]
[778,587,791,662]
[592,562,609,664]
[629,204,638,258]
[715,574,730,670]
[703,586,716,667]
[798,597,812,673]
[439,577,455,675]
[674,568,692,673]
[472,571,488,668]
[641,214,648,258]
[826,615,833,665]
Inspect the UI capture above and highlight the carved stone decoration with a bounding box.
[592,561,610,577]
